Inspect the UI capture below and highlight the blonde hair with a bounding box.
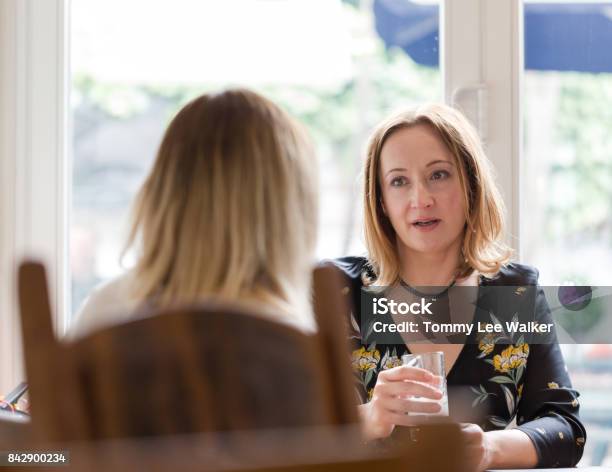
[363,103,511,285]
[124,89,318,316]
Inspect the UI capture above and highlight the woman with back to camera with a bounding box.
[70,88,318,338]
[335,104,586,470]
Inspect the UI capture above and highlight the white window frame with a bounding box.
[442,0,523,251]
[0,0,69,391]
[0,0,522,391]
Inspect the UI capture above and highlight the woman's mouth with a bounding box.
[412,219,441,231]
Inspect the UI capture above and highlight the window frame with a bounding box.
[0,0,69,391]
[442,0,523,251]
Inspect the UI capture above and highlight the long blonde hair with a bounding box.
[124,89,318,315]
[363,104,511,285]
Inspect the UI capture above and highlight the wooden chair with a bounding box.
[17,261,358,443]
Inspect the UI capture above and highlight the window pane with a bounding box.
[70,0,441,320]
[523,1,612,466]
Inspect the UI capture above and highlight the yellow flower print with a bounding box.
[381,355,402,370]
[493,343,529,373]
[478,333,495,356]
[351,346,380,372]
[518,384,524,398]
[367,388,374,401]
[548,382,559,389]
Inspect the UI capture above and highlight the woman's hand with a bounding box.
[358,365,443,440]
[459,423,493,472]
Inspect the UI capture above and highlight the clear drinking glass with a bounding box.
[401,351,449,416]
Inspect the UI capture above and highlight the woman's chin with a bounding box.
[398,237,457,256]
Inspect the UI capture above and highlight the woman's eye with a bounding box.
[390,176,407,187]
[431,170,450,181]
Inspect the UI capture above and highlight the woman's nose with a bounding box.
[409,181,434,209]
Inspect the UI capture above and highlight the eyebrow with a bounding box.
[385,160,454,177]
[426,159,454,168]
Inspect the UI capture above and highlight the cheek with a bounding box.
[380,188,406,221]
[441,184,467,224]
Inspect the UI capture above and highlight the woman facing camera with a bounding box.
[70,89,318,338]
[335,104,586,469]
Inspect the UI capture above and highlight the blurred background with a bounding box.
[69,0,612,465]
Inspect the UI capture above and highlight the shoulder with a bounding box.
[327,256,368,278]
[482,262,540,286]
[83,271,138,309]
[67,271,140,340]
[320,256,372,325]
[321,256,376,286]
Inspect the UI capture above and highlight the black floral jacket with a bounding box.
[333,256,587,468]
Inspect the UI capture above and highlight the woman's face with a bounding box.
[378,124,467,258]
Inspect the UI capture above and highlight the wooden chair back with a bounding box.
[18,261,358,442]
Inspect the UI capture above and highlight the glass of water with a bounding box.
[401,351,449,416]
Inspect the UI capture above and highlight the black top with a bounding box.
[333,256,586,468]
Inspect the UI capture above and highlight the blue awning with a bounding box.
[374,0,612,73]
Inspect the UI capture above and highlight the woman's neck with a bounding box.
[398,242,461,287]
